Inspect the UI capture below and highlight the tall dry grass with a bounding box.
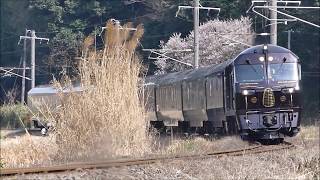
[0,135,58,168]
[54,20,150,161]
[0,20,150,168]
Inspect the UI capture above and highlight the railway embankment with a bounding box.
[1,124,318,179]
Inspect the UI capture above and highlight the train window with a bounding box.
[268,63,299,81]
[235,64,265,82]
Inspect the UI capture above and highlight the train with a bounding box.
[27,85,83,135]
[143,44,302,141]
[27,44,302,141]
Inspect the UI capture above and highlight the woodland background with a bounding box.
[0,0,319,117]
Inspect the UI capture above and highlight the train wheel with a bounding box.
[223,121,228,135]
[285,127,300,137]
[226,116,238,135]
[240,134,250,141]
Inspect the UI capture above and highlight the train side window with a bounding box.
[230,71,235,109]
[298,63,301,80]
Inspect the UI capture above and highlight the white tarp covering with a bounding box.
[27,85,83,121]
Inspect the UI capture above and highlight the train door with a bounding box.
[224,65,238,134]
[225,65,235,112]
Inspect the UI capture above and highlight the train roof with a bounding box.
[144,44,299,86]
[234,44,299,64]
[239,44,292,55]
[28,84,83,96]
[144,59,233,86]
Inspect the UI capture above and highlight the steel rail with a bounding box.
[0,142,293,176]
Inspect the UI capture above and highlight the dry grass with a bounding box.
[0,135,58,168]
[144,139,319,179]
[298,124,319,140]
[0,20,150,167]
[53,20,150,161]
[155,136,250,156]
[7,125,319,179]
[0,103,31,129]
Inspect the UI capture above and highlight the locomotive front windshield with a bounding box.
[235,64,265,82]
[268,63,299,81]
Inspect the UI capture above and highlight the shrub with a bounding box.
[0,103,31,129]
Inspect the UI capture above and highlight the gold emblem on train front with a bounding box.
[263,88,275,107]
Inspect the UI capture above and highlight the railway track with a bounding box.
[0,141,294,176]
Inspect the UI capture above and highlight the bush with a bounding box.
[0,104,31,129]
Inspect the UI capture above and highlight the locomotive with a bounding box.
[143,44,302,141]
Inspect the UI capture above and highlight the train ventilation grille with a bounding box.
[263,88,275,107]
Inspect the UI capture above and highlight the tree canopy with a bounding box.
[155,17,255,73]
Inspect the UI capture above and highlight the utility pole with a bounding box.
[19,30,49,88]
[194,0,200,69]
[100,19,137,42]
[176,2,220,69]
[270,0,277,45]
[21,29,30,103]
[287,29,292,49]
[30,30,36,88]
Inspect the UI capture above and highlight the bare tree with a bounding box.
[155,17,255,74]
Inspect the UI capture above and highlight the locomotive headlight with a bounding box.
[259,56,265,62]
[242,89,255,96]
[242,90,248,96]
[288,88,294,93]
[250,96,258,103]
[263,45,268,50]
[268,56,273,61]
[281,88,294,94]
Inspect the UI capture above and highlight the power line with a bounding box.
[0,35,18,41]
[11,55,23,100]
[0,50,22,55]
[2,31,23,36]
[252,6,320,28]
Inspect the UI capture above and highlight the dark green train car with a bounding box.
[143,44,302,141]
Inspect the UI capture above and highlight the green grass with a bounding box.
[0,103,30,129]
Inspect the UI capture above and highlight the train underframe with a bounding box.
[149,108,301,142]
[237,108,301,141]
[150,121,229,138]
